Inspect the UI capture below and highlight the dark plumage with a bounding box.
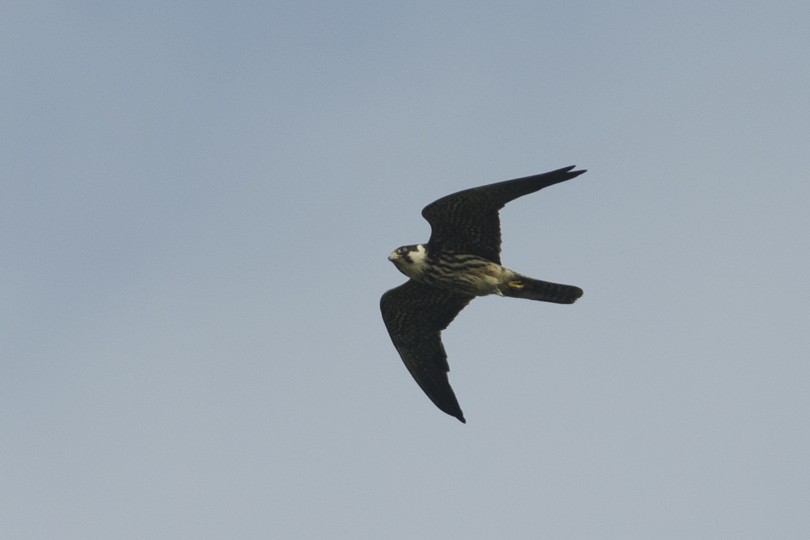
[381,166,586,422]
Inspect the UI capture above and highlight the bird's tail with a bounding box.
[498,275,583,304]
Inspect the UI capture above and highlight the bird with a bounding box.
[380,165,586,423]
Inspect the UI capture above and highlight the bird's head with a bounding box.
[388,244,428,278]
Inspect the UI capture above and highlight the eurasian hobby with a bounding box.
[380,166,586,423]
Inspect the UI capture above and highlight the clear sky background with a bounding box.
[3,2,809,538]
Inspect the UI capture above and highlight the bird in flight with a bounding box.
[380,166,586,423]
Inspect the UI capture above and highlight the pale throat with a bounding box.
[409,244,428,265]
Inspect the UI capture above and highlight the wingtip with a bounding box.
[553,165,587,178]
[444,406,466,423]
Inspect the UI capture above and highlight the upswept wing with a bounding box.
[380,280,474,423]
[421,165,586,263]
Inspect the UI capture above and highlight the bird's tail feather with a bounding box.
[499,275,583,304]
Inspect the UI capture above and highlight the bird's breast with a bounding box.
[419,253,510,296]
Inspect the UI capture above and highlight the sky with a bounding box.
[2,1,809,538]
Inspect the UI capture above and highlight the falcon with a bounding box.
[380,165,586,423]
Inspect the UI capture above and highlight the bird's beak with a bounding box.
[388,251,399,261]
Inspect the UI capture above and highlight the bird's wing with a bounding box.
[380,280,474,423]
[421,165,586,263]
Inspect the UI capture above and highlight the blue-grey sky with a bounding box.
[3,2,809,538]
